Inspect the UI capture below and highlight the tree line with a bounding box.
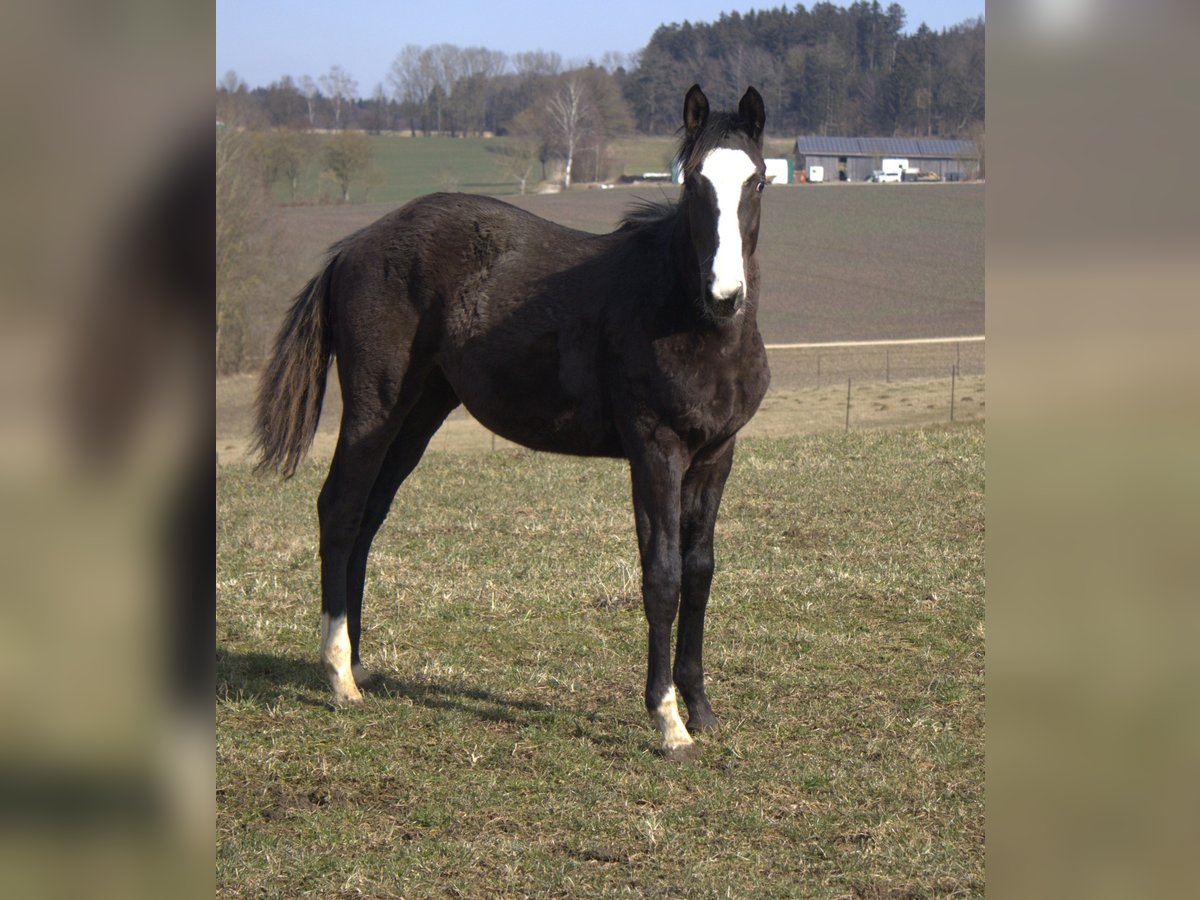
[218,2,983,141]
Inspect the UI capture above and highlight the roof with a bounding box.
[794,136,977,158]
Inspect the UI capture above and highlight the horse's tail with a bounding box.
[251,256,337,478]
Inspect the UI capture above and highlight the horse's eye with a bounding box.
[754,180,766,193]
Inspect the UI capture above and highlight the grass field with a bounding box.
[217,424,984,896]
[276,135,514,206]
[274,133,807,206]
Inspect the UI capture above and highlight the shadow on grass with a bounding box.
[217,647,556,724]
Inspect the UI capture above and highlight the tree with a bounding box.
[513,50,562,76]
[264,75,304,127]
[216,70,260,128]
[544,73,593,188]
[253,129,315,201]
[320,131,372,202]
[388,45,434,135]
[298,75,319,129]
[365,82,390,134]
[319,65,358,129]
[495,129,540,194]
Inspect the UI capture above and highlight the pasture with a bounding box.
[217,424,984,896]
[220,143,984,893]
[272,133,800,208]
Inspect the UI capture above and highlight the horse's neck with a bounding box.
[668,203,703,301]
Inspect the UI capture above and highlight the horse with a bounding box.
[253,85,771,760]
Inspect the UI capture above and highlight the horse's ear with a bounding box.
[739,86,765,147]
[684,84,709,137]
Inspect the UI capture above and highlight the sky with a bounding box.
[217,1,984,92]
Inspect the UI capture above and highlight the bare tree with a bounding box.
[319,65,358,129]
[388,45,434,135]
[459,46,508,80]
[298,75,319,129]
[217,70,259,128]
[545,73,594,188]
[513,50,562,77]
[599,51,627,73]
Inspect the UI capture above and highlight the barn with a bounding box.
[794,136,979,182]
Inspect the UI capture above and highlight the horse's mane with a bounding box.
[674,111,754,178]
[619,197,677,234]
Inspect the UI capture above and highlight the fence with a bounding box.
[764,335,984,390]
[218,336,986,461]
[739,335,985,438]
[437,336,985,451]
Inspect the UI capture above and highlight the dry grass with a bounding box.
[218,361,984,465]
[217,425,984,896]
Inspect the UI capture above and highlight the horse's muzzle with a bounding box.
[705,281,745,319]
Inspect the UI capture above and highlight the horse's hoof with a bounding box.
[331,681,364,705]
[661,743,702,763]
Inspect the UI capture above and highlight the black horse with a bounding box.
[254,85,770,760]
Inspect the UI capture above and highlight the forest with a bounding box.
[218,2,984,141]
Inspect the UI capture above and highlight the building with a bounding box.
[794,136,979,182]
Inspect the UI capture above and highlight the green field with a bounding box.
[276,133,691,207]
[275,135,512,206]
[273,132,864,209]
[217,425,984,896]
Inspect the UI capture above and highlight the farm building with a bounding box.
[794,136,979,182]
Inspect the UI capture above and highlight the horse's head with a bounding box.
[677,84,767,320]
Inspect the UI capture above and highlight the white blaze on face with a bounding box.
[698,148,759,300]
[653,686,694,751]
[321,612,363,703]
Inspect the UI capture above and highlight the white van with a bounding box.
[871,170,901,183]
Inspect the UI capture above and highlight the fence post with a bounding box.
[817,355,821,388]
[845,378,851,431]
[886,347,890,383]
[950,364,956,422]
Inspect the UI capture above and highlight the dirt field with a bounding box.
[243,183,983,367]
[225,182,984,463]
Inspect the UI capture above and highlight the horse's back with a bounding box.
[334,193,624,455]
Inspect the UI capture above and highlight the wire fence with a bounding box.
[218,336,986,462]
[742,336,986,438]
[764,335,984,390]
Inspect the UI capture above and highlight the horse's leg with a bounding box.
[318,343,432,703]
[343,373,460,686]
[318,421,397,703]
[675,437,736,734]
[627,438,696,760]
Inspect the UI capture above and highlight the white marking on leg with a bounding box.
[321,613,362,703]
[653,686,694,751]
[698,148,759,300]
